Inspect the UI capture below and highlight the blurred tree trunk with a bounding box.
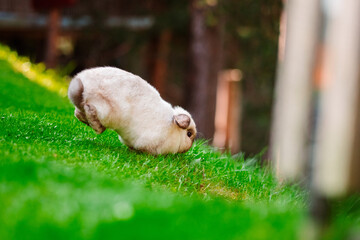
[152,30,172,97]
[187,0,222,139]
[45,8,60,68]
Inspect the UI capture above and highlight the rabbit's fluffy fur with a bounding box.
[68,67,196,154]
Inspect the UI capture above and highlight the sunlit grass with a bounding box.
[0,44,69,97]
[0,57,307,239]
[0,45,359,239]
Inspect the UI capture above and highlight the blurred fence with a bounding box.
[0,0,154,68]
[0,0,31,13]
[271,0,360,221]
[0,0,154,30]
[0,0,136,15]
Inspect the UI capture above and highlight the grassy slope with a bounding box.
[0,55,357,239]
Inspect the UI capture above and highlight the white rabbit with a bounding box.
[68,67,196,154]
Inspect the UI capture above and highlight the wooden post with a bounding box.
[277,0,287,63]
[213,69,242,153]
[152,30,172,97]
[45,8,60,68]
[270,0,321,181]
[313,0,360,198]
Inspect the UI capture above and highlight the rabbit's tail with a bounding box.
[68,76,84,110]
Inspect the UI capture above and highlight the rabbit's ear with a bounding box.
[174,114,190,129]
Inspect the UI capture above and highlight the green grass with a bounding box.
[0,48,359,239]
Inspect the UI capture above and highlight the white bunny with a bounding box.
[68,67,197,154]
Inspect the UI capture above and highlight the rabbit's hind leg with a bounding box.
[74,108,89,126]
[84,103,106,134]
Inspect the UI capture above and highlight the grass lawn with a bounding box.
[0,45,359,239]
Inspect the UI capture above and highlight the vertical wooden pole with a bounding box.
[277,0,287,64]
[313,0,360,197]
[226,73,241,153]
[213,69,242,153]
[45,8,60,68]
[271,0,321,181]
[213,71,229,150]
